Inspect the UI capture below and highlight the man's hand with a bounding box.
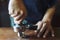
[35,21,55,38]
[35,6,55,38]
[8,0,27,24]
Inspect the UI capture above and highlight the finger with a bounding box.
[9,9,14,15]
[37,23,47,37]
[40,23,47,32]
[10,10,18,17]
[37,21,43,30]
[14,10,23,20]
[14,14,22,20]
[18,32,21,37]
[13,11,20,17]
[37,22,43,37]
[14,19,22,24]
[48,22,55,37]
[43,28,49,38]
[12,9,23,17]
[10,13,17,17]
[16,13,26,21]
[50,25,55,37]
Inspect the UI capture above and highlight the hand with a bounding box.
[10,10,26,24]
[13,10,24,24]
[35,20,55,38]
[35,6,55,38]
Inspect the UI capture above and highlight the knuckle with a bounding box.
[42,19,51,23]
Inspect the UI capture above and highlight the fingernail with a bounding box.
[18,32,20,37]
[43,35,46,38]
[37,35,40,38]
[52,34,55,37]
[34,30,37,32]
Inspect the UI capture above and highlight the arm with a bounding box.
[8,0,27,24]
[36,6,56,30]
[42,6,56,22]
[36,6,56,38]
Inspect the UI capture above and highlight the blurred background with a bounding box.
[0,0,10,27]
[0,0,60,27]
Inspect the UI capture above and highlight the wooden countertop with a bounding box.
[0,27,60,40]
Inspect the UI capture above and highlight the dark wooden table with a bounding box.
[0,27,60,40]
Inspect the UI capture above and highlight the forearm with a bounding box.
[8,0,27,24]
[42,6,56,22]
